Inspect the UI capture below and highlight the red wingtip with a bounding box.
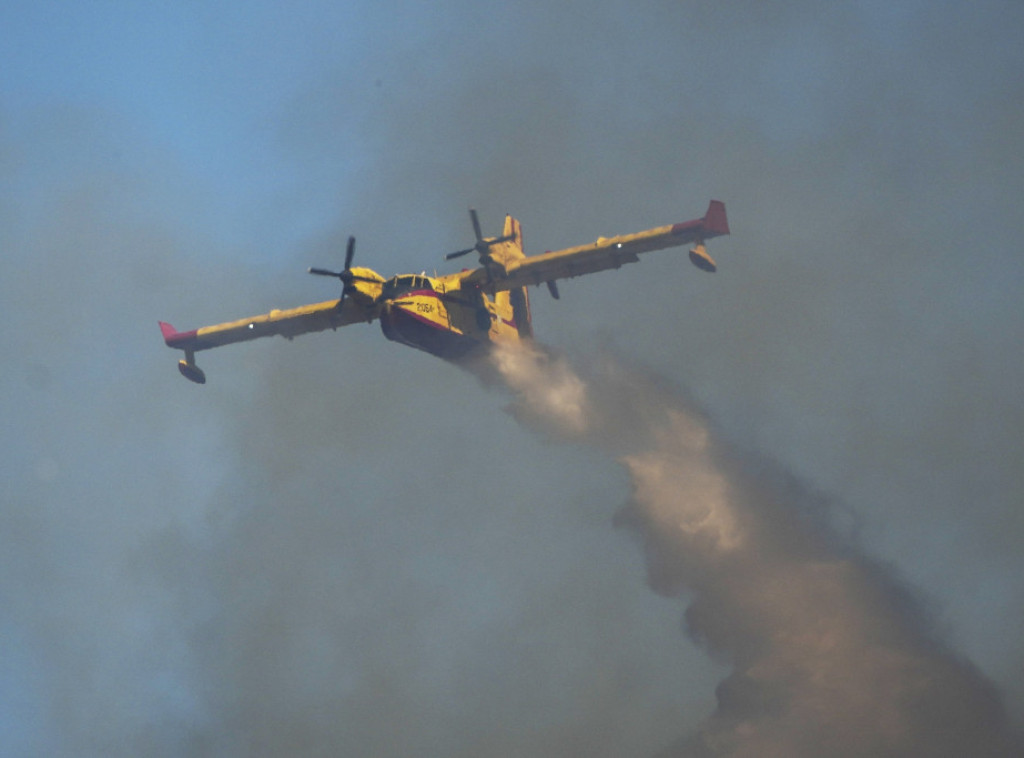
[703,200,729,237]
[159,321,199,348]
[159,321,178,341]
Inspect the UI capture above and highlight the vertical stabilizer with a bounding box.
[487,215,526,270]
[495,216,531,337]
[502,215,524,255]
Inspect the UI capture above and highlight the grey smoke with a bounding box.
[3,2,1022,755]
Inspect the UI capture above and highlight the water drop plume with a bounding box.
[480,340,1023,758]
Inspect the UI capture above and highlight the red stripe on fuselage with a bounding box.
[400,290,517,330]
[380,299,482,361]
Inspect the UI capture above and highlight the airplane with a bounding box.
[159,200,729,383]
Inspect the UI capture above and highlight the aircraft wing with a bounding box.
[488,200,728,293]
[160,297,377,383]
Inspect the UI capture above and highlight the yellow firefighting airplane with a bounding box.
[160,200,729,383]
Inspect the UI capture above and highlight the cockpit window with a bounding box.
[382,275,434,299]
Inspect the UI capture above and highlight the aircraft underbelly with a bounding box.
[380,302,483,361]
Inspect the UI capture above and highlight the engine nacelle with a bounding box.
[346,267,385,306]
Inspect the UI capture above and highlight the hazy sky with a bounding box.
[2,2,1022,756]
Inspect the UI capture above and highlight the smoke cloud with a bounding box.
[487,341,1023,757]
[4,2,1023,755]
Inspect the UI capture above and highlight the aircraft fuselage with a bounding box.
[376,272,527,362]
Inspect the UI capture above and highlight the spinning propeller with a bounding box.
[308,236,378,305]
[445,209,516,261]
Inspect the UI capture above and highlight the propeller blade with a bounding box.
[309,235,370,309]
[446,246,476,261]
[547,280,560,300]
[469,209,484,242]
[344,236,356,270]
[444,211,517,261]
[309,267,342,278]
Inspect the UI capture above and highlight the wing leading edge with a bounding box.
[160,298,377,383]
[483,200,728,292]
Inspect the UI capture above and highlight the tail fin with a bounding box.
[493,216,531,337]
[501,215,525,259]
[486,215,526,270]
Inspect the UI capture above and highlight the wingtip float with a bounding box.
[160,200,729,383]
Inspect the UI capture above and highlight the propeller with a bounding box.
[445,209,516,261]
[308,236,377,305]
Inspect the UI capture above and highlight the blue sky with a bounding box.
[2,2,1023,755]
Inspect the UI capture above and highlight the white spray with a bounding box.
[485,340,1022,758]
